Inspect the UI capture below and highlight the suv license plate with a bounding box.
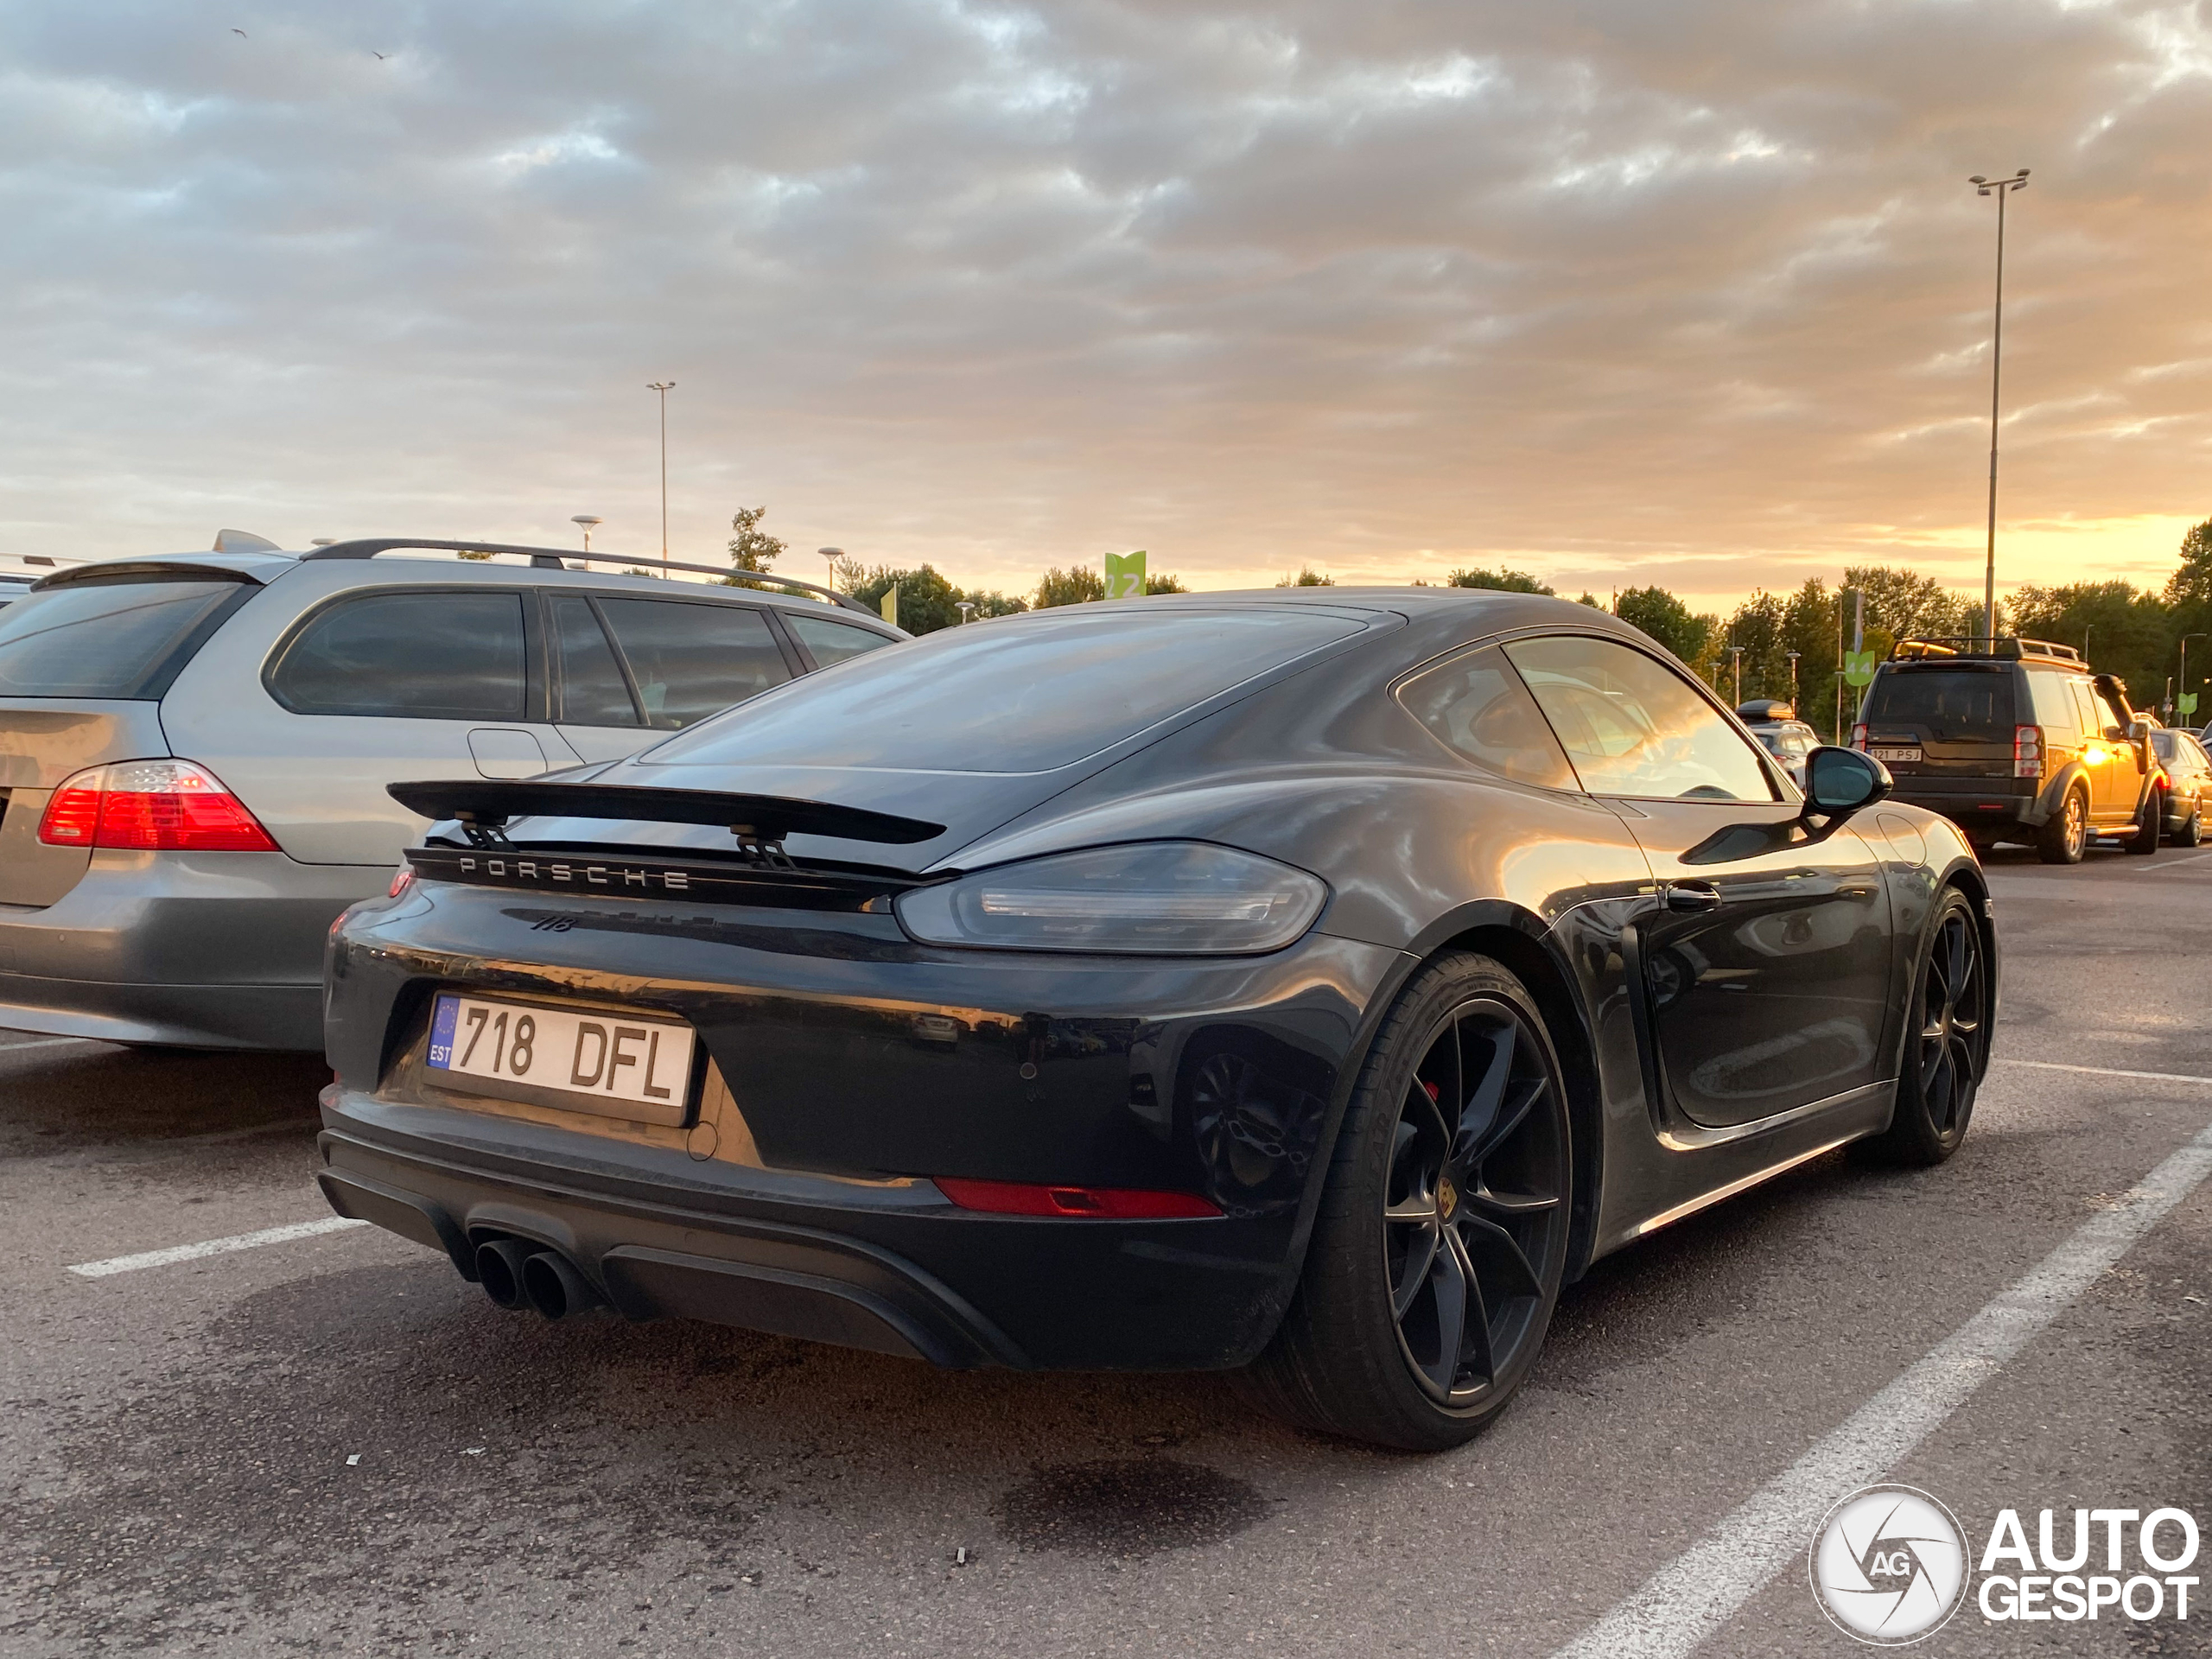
[428,994,695,1122]
[1870,746,1923,764]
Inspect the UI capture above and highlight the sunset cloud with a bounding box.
[3,0,2209,605]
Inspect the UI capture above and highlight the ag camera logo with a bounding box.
[1809,1485,1971,1645]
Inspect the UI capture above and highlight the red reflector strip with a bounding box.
[37,785,102,845]
[932,1177,1221,1219]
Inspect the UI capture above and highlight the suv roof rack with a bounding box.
[1889,636,2085,666]
[298,538,883,619]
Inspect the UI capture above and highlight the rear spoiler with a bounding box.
[387,779,944,848]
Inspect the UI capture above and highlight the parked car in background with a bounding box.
[2150,726,2210,846]
[320,588,1992,1451]
[1853,637,2164,863]
[0,537,905,1051]
[1736,699,1821,787]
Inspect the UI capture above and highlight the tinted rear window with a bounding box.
[639,607,1368,774]
[269,591,527,720]
[0,578,244,698]
[1863,667,2017,740]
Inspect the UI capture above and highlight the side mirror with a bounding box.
[2129,720,2153,743]
[1803,746,1891,817]
[2105,725,2129,743]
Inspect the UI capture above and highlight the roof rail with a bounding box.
[297,538,882,619]
[1889,635,2085,665]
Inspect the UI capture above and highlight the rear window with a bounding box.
[787,613,898,668]
[1862,666,2017,741]
[594,599,791,729]
[638,607,1368,774]
[0,578,245,699]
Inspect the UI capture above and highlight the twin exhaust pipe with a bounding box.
[474,1237,604,1321]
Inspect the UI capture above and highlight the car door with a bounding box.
[164,584,582,866]
[547,592,801,762]
[1503,633,1893,1128]
[2073,682,2134,824]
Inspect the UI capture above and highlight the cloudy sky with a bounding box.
[4,0,2209,607]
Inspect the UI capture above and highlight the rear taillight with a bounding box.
[1850,723,1868,750]
[932,1178,1222,1219]
[2014,724,2044,779]
[37,760,279,853]
[388,865,415,898]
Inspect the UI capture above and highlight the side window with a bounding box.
[1503,635,1777,802]
[269,591,525,720]
[2026,671,2077,735]
[2069,681,2102,738]
[1395,645,1576,790]
[550,597,639,727]
[2090,691,2126,738]
[787,613,898,669]
[594,599,791,730]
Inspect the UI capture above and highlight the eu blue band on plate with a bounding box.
[429,994,459,1069]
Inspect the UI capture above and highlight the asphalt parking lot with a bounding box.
[4,842,2210,1657]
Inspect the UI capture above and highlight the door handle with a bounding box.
[1664,882,1723,912]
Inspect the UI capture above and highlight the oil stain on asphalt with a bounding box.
[995,1459,1266,1556]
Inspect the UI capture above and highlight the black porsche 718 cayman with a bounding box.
[319,588,1993,1449]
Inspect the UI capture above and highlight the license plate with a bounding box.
[1870,746,1923,764]
[427,994,696,1124]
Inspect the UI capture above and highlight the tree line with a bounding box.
[721,506,2212,735]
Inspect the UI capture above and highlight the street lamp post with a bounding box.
[2181,633,2209,728]
[818,547,844,602]
[570,514,602,552]
[1786,651,1801,710]
[957,601,976,625]
[1969,168,2029,646]
[646,383,675,577]
[1728,645,1745,708]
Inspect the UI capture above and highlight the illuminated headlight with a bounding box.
[895,842,1328,955]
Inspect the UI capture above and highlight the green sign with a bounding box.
[1843,650,1878,688]
[2181,692,2200,718]
[1104,550,1147,598]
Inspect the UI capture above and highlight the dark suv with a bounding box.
[1852,638,2164,863]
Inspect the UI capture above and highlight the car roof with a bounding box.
[29,548,900,625]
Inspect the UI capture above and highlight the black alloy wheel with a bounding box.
[1381,996,1567,1402]
[2177,801,2204,849]
[2037,786,2088,864]
[1236,953,1573,1450]
[1866,888,1989,1166]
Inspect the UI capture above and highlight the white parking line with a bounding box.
[0,1036,101,1054]
[1552,1115,2212,1659]
[1996,1057,2212,1086]
[67,1217,369,1279]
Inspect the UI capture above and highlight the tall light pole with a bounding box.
[1786,650,1801,709]
[570,514,602,552]
[818,546,844,599]
[1728,645,1745,707]
[646,382,676,577]
[957,601,976,626]
[2181,633,2208,728]
[1969,169,2029,645]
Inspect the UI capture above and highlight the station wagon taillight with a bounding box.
[2014,724,2044,779]
[37,760,279,853]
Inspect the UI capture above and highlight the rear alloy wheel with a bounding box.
[2036,786,2088,864]
[1865,889,1989,1166]
[1237,954,1571,1450]
[2177,804,2204,849]
[2125,790,2164,855]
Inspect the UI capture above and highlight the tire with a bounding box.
[1864,888,1990,1166]
[2124,789,2163,855]
[2036,786,2088,864]
[1236,953,1573,1451]
[2178,805,2203,849]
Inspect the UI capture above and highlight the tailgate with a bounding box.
[0,701,172,907]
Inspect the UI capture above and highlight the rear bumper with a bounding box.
[316,1093,1306,1370]
[1886,778,2048,834]
[0,850,384,1049]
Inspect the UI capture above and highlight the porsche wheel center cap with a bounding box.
[1438,1175,1459,1220]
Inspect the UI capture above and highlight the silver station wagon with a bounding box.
[0,537,903,1051]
